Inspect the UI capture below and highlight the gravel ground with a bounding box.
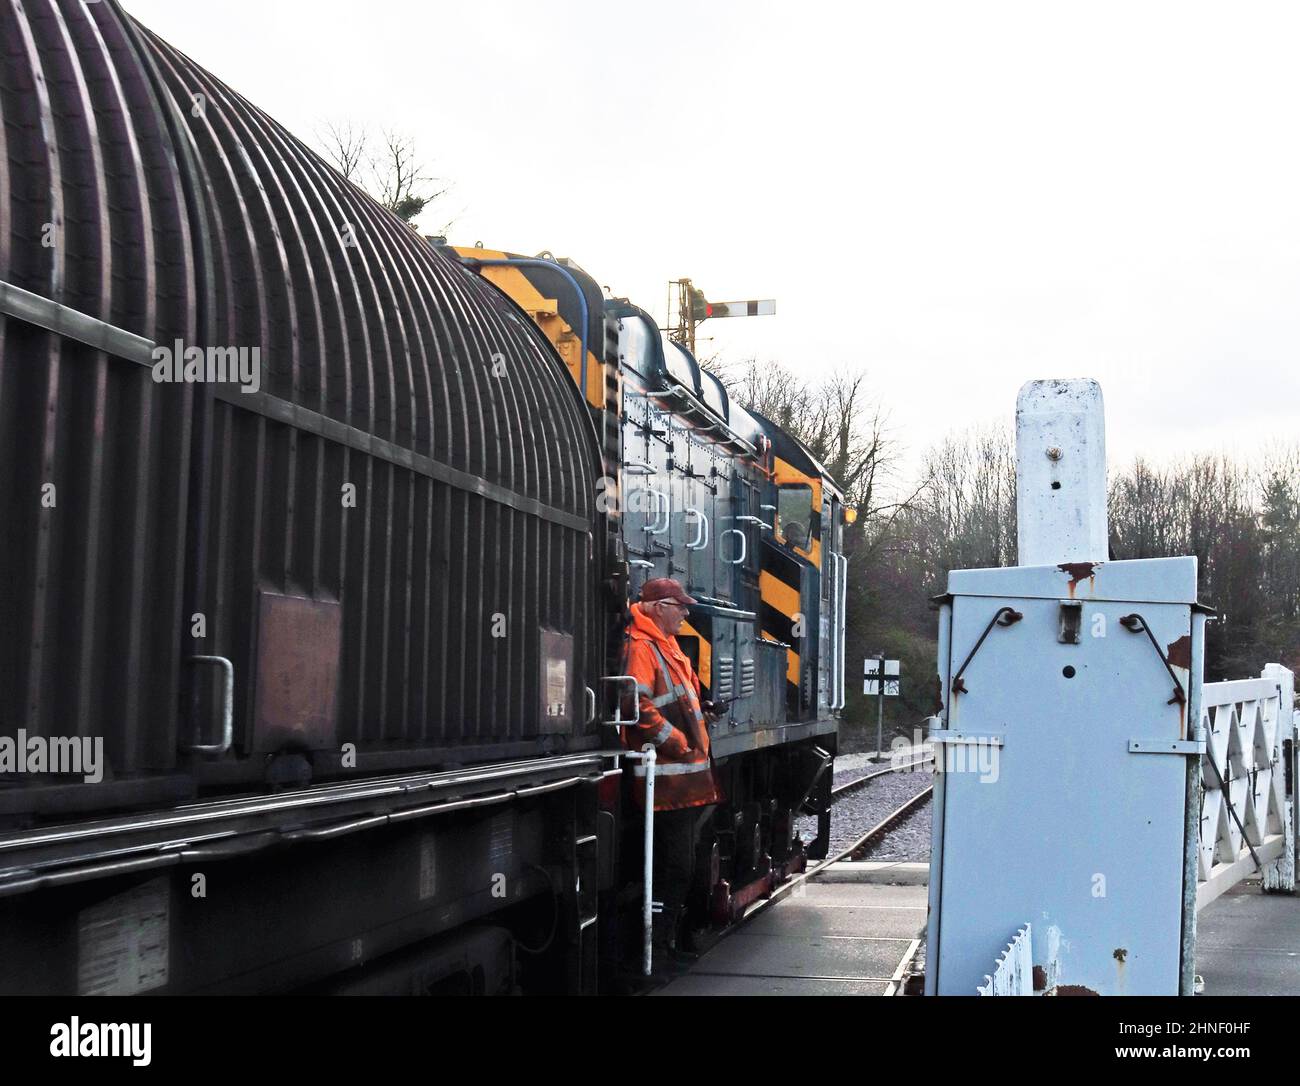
[830,747,930,789]
[863,795,932,862]
[830,752,888,788]
[797,760,934,858]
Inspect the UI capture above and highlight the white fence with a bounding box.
[1197,663,1297,909]
[975,924,1034,996]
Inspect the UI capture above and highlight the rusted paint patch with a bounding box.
[932,674,944,715]
[1166,635,1192,671]
[1050,984,1100,996]
[254,592,342,752]
[1057,561,1100,599]
[1113,947,1127,963]
[1032,964,1047,991]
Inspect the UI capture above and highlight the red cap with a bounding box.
[640,578,697,607]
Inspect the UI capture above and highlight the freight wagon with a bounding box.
[0,0,848,993]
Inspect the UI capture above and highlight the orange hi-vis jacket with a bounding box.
[620,603,721,811]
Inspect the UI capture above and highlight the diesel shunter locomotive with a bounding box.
[0,0,849,993]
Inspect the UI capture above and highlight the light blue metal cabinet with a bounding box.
[927,557,1204,995]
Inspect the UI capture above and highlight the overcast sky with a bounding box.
[124,0,1300,484]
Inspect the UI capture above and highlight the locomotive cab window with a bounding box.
[778,484,813,553]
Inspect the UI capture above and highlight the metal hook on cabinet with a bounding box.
[1119,613,1187,706]
[950,606,1023,696]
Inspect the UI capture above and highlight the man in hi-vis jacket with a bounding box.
[621,578,722,962]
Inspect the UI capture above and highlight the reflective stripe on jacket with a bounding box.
[620,603,721,811]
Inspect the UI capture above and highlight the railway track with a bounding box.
[831,750,934,802]
[727,750,934,927]
[841,784,932,861]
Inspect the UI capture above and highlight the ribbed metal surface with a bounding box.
[0,0,601,808]
[0,0,196,777]
[139,24,601,765]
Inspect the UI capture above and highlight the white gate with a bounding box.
[1196,663,1297,909]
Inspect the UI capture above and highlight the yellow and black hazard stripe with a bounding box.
[760,544,804,703]
[452,246,608,411]
[677,614,714,701]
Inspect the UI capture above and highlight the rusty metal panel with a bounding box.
[253,593,342,753]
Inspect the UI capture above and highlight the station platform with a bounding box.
[655,864,1300,996]
[1196,880,1300,996]
[654,878,926,996]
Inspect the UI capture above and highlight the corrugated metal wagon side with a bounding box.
[0,0,604,817]
[0,0,198,815]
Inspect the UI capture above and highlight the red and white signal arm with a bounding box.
[705,299,776,319]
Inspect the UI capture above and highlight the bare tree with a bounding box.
[374,129,447,225]
[705,357,924,545]
[1107,448,1300,678]
[318,120,369,184]
[898,423,1018,586]
[316,122,449,227]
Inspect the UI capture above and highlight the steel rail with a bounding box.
[841,785,934,862]
[726,761,934,929]
[831,752,933,802]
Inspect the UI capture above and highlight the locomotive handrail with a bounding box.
[646,488,670,534]
[826,554,839,710]
[644,386,758,458]
[722,528,747,565]
[601,675,641,726]
[613,745,659,977]
[685,507,709,549]
[828,552,849,709]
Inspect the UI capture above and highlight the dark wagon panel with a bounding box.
[0,0,603,815]
[0,0,198,810]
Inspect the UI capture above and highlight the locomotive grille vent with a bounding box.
[715,657,735,700]
[740,658,755,697]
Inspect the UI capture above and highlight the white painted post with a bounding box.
[1015,379,1109,567]
[642,745,657,976]
[1262,663,1296,893]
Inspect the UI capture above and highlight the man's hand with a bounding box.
[659,728,690,759]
